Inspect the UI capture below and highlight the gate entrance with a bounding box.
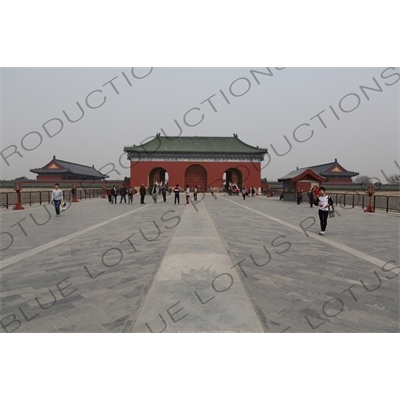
[185,164,207,192]
[225,168,243,189]
[149,167,168,186]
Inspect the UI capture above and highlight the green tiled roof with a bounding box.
[124,134,268,154]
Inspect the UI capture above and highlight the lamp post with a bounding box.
[13,181,25,210]
[364,184,375,213]
[101,182,107,198]
[71,183,79,202]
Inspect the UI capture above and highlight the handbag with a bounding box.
[329,206,335,218]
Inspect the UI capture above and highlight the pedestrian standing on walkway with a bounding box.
[119,185,127,203]
[309,187,315,208]
[151,183,158,203]
[185,185,190,204]
[194,185,198,201]
[128,186,134,203]
[107,187,112,203]
[111,185,118,204]
[251,187,255,197]
[317,187,333,235]
[51,183,63,217]
[139,183,146,204]
[242,187,246,200]
[174,184,180,205]
[296,188,302,205]
[161,184,167,202]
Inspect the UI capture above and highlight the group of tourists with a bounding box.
[106,185,135,204]
[241,187,256,200]
[137,182,199,205]
[228,183,256,198]
[306,185,320,208]
[49,181,334,236]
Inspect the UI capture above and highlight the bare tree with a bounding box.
[386,174,400,185]
[353,175,371,185]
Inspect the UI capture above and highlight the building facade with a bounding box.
[30,156,109,182]
[124,134,268,191]
[278,158,359,201]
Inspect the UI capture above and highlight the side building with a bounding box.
[278,158,359,201]
[30,156,109,182]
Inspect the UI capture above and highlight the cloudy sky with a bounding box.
[1,67,398,183]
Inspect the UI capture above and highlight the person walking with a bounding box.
[128,186,134,204]
[151,183,158,203]
[107,187,112,203]
[241,187,246,200]
[160,184,167,202]
[193,185,198,201]
[174,184,180,205]
[119,185,127,203]
[251,187,255,197]
[317,186,333,235]
[185,185,190,204]
[50,183,63,217]
[139,183,146,204]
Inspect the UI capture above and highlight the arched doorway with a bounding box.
[225,168,243,189]
[185,164,207,192]
[149,167,168,186]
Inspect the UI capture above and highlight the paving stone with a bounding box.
[0,194,398,332]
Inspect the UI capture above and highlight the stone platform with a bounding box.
[0,193,398,332]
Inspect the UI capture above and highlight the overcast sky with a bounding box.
[1,67,398,183]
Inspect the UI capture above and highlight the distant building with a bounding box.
[278,158,359,201]
[30,156,109,182]
[124,134,268,191]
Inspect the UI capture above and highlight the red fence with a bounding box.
[0,189,104,209]
[271,190,400,213]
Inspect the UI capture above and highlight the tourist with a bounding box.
[107,187,112,203]
[317,186,334,235]
[309,188,314,208]
[119,185,127,203]
[314,185,320,197]
[139,183,146,204]
[251,187,255,197]
[194,185,198,201]
[151,183,158,203]
[242,187,246,200]
[111,185,118,204]
[128,186,134,203]
[161,184,167,202]
[185,185,190,204]
[174,184,180,205]
[50,183,63,217]
[296,188,302,205]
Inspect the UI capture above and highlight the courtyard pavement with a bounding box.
[0,193,399,333]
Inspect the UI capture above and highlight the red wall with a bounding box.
[130,161,262,189]
[37,175,63,181]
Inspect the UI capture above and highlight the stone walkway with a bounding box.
[0,193,398,332]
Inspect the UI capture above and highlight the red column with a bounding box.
[13,181,25,210]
